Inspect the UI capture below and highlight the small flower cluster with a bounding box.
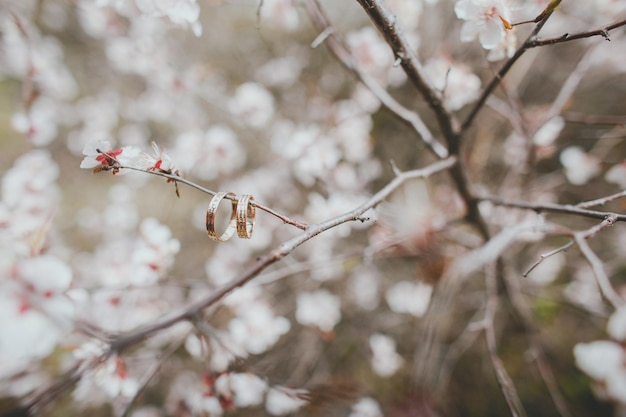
[0,151,75,389]
[80,139,182,195]
[81,139,177,175]
[455,0,515,59]
[166,370,309,416]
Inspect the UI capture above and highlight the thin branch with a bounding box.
[498,260,574,417]
[481,196,626,222]
[528,18,626,48]
[526,344,574,417]
[120,165,309,230]
[565,112,626,125]
[576,190,626,209]
[574,215,624,309]
[303,0,448,159]
[523,241,573,277]
[19,364,85,416]
[545,45,597,122]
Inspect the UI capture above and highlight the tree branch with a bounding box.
[527,18,626,48]
[481,196,626,222]
[353,0,459,149]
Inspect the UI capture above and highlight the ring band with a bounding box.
[206,192,237,241]
[236,195,256,239]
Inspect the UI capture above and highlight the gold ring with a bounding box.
[206,192,237,241]
[236,195,256,239]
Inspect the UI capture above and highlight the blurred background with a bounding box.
[1,0,626,416]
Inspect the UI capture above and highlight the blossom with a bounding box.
[574,341,626,403]
[0,255,74,378]
[348,267,381,311]
[369,334,403,377]
[533,116,565,147]
[385,280,433,317]
[265,386,309,416]
[215,373,268,408]
[11,97,60,146]
[136,142,177,173]
[228,301,291,355]
[347,27,394,72]
[295,290,342,332]
[135,0,202,36]
[559,146,600,185]
[228,82,275,129]
[455,0,512,50]
[605,162,626,189]
[349,397,383,417]
[258,0,300,31]
[80,139,141,172]
[171,127,246,181]
[2,150,59,214]
[293,137,342,186]
[73,353,140,404]
[608,307,626,342]
[423,56,481,111]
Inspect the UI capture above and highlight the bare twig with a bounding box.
[524,241,573,277]
[526,344,574,417]
[576,190,626,209]
[545,46,597,122]
[303,0,448,159]
[120,165,309,230]
[528,18,626,48]
[497,257,575,417]
[481,196,626,222]
[564,112,626,125]
[574,215,623,309]
[483,263,528,417]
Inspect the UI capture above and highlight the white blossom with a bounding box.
[386,280,433,317]
[369,334,403,377]
[265,386,309,416]
[295,290,342,332]
[559,146,600,185]
[455,0,512,50]
[423,56,481,111]
[349,397,383,417]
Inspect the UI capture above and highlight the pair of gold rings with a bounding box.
[206,192,256,241]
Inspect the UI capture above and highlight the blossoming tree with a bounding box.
[1,0,626,416]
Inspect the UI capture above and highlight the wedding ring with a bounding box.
[236,195,256,239]
[206,192,237,242]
